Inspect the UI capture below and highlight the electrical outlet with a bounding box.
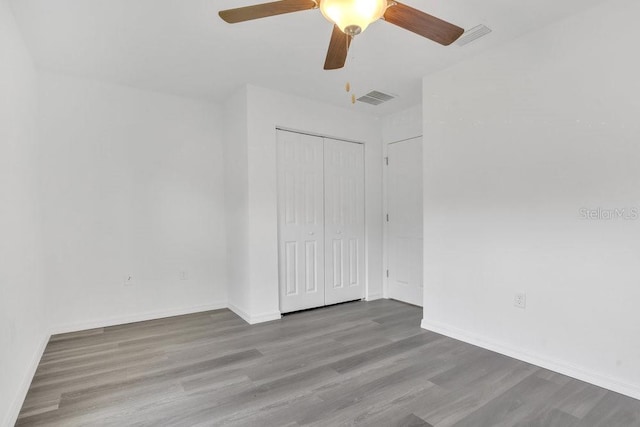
[124,275,135,287]
[179,270,188,281]
[514,292,526,309]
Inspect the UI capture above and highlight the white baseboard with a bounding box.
[49,301,228,336]
[421,318,640,401]
[366,293,384,301]
[5,333,50,427]
[228,303,281,325]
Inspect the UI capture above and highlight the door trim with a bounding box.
[276,127,365,146]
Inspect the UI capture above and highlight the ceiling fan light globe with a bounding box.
[320,0,387,35]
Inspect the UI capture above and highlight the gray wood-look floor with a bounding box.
[16,300,640,426]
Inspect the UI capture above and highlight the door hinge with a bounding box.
[385,157,389,166]
[386,214,389,222]
[386,269,389,278]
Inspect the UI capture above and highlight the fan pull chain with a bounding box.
[343,34,356,105]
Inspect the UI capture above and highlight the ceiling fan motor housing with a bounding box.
[344,25,362,36]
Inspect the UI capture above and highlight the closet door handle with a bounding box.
[308,232,315,235]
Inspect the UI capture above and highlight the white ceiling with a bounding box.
[10,0,607,116]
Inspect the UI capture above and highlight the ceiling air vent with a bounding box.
[357,90,396,106]
[456,24,492,46]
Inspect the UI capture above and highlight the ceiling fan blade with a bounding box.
[324,25,352,70]
[383,2,464,46]
[219,0,317,24]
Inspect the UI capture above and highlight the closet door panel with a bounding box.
[277,130,325,313]
[324,138,365,305]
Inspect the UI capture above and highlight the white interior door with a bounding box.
[324,138,365,305]
[277,130,325,313]
[386,137,423,306]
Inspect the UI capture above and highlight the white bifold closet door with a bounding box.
[277,131,326,312]
[277,130,364,313]
[323,138,365,306]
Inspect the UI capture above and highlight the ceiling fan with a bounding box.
[219,0,464,70]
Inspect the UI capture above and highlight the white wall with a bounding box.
[421,0,640,398]
[223,85,383,323]
[222,86,251,318]
[382,104,422,144]
[0,1,46,425]
[38,72,227,332]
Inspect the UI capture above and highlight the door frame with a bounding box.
[382,135,423,301]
